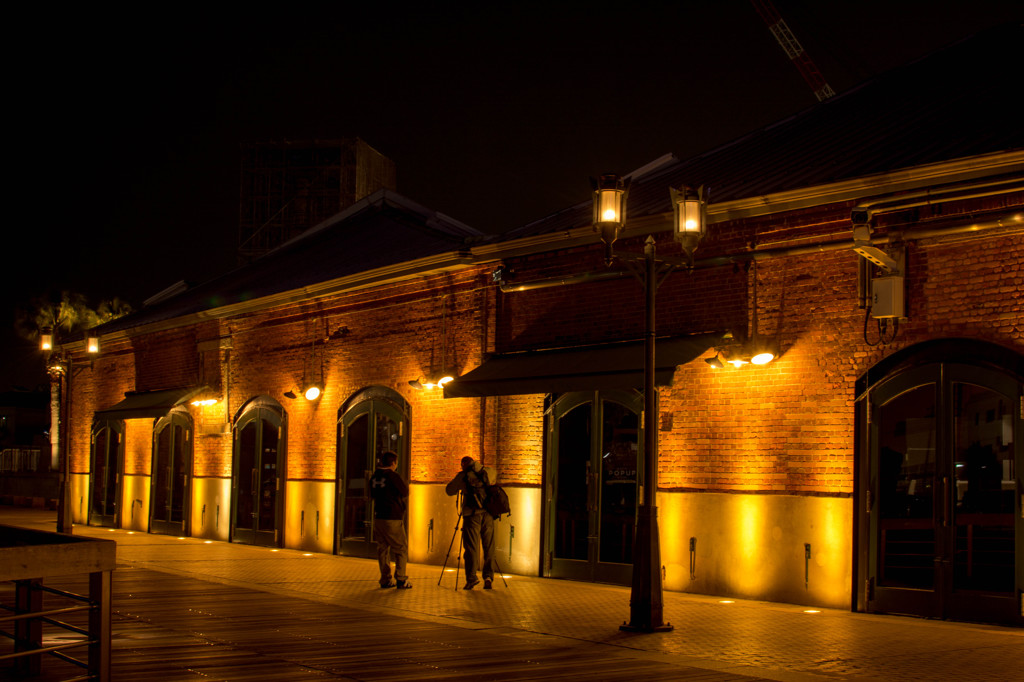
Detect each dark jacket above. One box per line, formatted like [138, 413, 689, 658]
[445, 462, 493, 515]
[370, 467, 408, 520]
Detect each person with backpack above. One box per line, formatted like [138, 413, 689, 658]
[370, 451, 411, 589]
[445, 456, 496, 589]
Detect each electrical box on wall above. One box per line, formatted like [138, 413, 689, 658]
[871, 275, 905, 319]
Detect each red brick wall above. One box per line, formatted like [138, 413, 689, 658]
[497, 196, 1023, 497]
[70, 192, 1022, 506]
[176, 267, 508, 487]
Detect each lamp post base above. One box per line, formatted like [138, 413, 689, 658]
[56, 476, 73, 535]
[620, 504, 672, 632]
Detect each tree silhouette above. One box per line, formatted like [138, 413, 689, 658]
[15, 292, 132, 346]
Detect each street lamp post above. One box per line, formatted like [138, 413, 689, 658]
[42, 329, 99, 534]
[592, 177, 705, 632]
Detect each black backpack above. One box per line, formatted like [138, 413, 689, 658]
[484, 485, 511, 520]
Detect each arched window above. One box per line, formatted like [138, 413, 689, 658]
[336, 386, 410, 557]
[546, 389, 643, 585]
[232, 396, 287, 547]
[857, 339, 1022, 626]
[150, 408, 193, 535]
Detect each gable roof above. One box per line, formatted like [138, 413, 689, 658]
[97, 190, 489, 334]
[504, 23, 1024, 239]
[96, 24, 1022, 337]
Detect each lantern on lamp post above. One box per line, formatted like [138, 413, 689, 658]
[592, 174, 629, 265]
[671, 185, 705, 260]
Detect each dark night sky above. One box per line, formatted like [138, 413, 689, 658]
[5, 1, 1021, 390]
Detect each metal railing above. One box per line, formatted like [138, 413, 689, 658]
[0, 525, 113, 681]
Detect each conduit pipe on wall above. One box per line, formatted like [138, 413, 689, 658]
[852, 175, 1023, 214]
[497, 211, 1023, 293]
[497, 269, 630, 293]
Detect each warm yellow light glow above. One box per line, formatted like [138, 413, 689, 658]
[177, 537, 186, 540]
[204, 540, 213, 544]
[672, 187, 705, 240]
[732, 495, 769, 594]
[270, 548, 279, 552]
[127, 531, 135, 535]
[728, 358, 749, 368]
[719, 600, 735, 604]
[191, 398, 219, 407]
[304, 386, 321, 401]
[40, 333, 53, 351]
[87, 335, 99, 354]
[803, 609, 821, 614]
[302, 553, 313, 556]
[423, 373, 455, 390]
[597, 187, 624, 224]
[751, 351, 775, 365]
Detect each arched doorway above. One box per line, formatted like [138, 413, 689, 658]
[336, 387, 409, 558]
[149, 409, 193, 536]
[545, 389, 643, 584]
[88, 419, 125, 528]
[231, 397, 286, 547]
[858, 340, 1022, 625]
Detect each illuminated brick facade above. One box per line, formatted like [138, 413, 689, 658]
[62, 29, 1023, 624]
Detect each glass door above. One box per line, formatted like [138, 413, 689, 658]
[870, 367, 941, 618]
[868, 363, 1021, 624]
[337, 396, 407, 557]
[89, 420, 124, 528]
[232, 405, 284, 547]
[547, 390, 642, 584]
[946, 365, 1018, 623]
[150, 412, 192, 536]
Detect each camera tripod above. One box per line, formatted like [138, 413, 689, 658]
[438, 493, 509, 590]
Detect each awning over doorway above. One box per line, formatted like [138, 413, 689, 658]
[94, 386, 206, 420]
[443, 332, 725, 398]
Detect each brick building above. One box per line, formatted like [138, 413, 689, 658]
[65, 26, 1022, 625]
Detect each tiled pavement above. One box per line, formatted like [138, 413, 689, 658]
[2, 508, 1022, 681]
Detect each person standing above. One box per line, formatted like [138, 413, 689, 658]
[370, 451, 411, 589]
[445, 456, 496, 589]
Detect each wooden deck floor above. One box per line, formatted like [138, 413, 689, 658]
[3, 567, 760, 681]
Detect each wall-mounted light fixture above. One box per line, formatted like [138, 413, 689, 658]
[283, 385, 321, 401]
[709, 342, 775, 369]
[287, 321, 326, 402]
[87, 333, 100, 354]
[748, 338, 777, 365]
[411, 296, 459, 391]
[723, 348, 750, 368]
[40, 328, 53, 351]
[409, 370, 455, 391]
